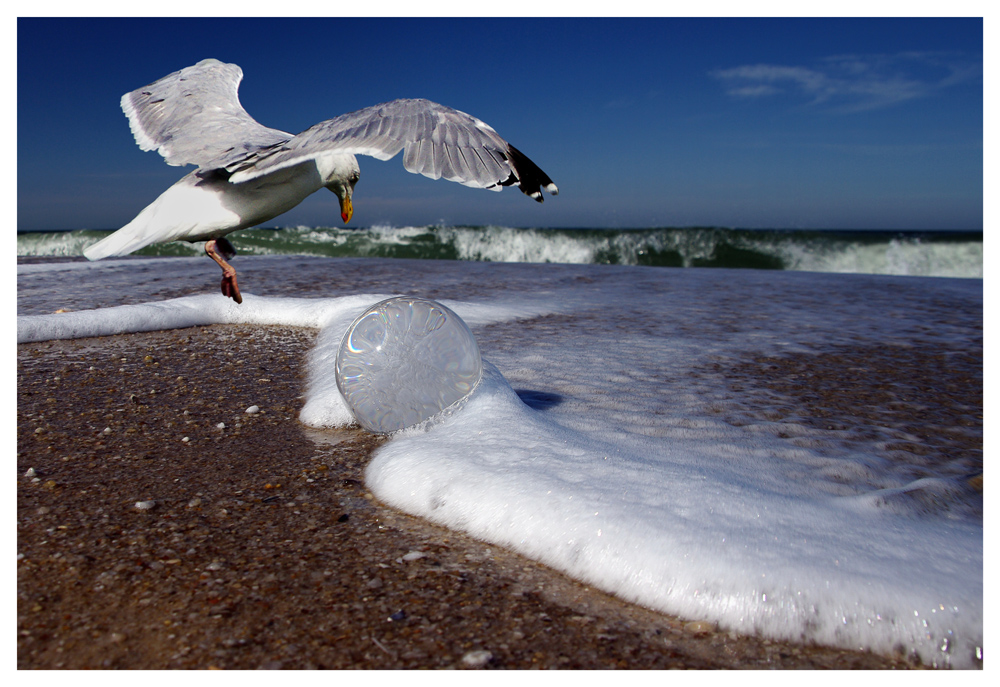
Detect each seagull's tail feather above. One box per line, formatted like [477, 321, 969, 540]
[84, 214, 165, 261]
[84, 175, 232, 261]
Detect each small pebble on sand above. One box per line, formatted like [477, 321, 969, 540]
[684, 620, 715, 635]
[461, 650, 493, 668]
[134, 500, 156, 511]
[245, 405, 260, 415]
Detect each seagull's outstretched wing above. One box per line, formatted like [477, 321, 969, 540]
[226, 98, 559, 202]
[121, 58, 291, 169]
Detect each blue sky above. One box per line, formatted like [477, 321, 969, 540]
[16, 16, 983, 231]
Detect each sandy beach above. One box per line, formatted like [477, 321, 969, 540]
[17, 321, 961, 670]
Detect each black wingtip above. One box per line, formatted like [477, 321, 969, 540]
[505, 144, 557, 202]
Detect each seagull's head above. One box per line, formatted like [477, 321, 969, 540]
[316, 153, 360, 224]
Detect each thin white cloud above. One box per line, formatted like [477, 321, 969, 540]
[728, 84, 780, 98]
[711, 51, 980, 113]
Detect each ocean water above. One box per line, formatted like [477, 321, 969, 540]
[17, 225, 983, 279]
[16, 253, 983, 668]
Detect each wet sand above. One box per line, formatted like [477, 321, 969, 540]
[17, 323, 964, 669]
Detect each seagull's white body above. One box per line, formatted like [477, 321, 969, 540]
[84, 59, 557, 302]
[85, 158, 341, 259]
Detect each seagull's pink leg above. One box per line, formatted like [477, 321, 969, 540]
[205, 239, 242, 304]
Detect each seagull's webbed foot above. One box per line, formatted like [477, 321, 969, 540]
[205, 238, 243, 304]
[220, 271, 242, 303]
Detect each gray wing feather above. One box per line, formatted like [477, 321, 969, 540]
[121, 58, 291, 169]
[122, 60, 557, 201]
[226, 99, 557, 200]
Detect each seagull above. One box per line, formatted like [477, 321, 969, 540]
[84, 58, 558, 303]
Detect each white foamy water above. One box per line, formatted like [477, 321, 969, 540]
[17, 256, 983, 667]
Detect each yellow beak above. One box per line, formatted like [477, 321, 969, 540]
[340, 195, 353, 224]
